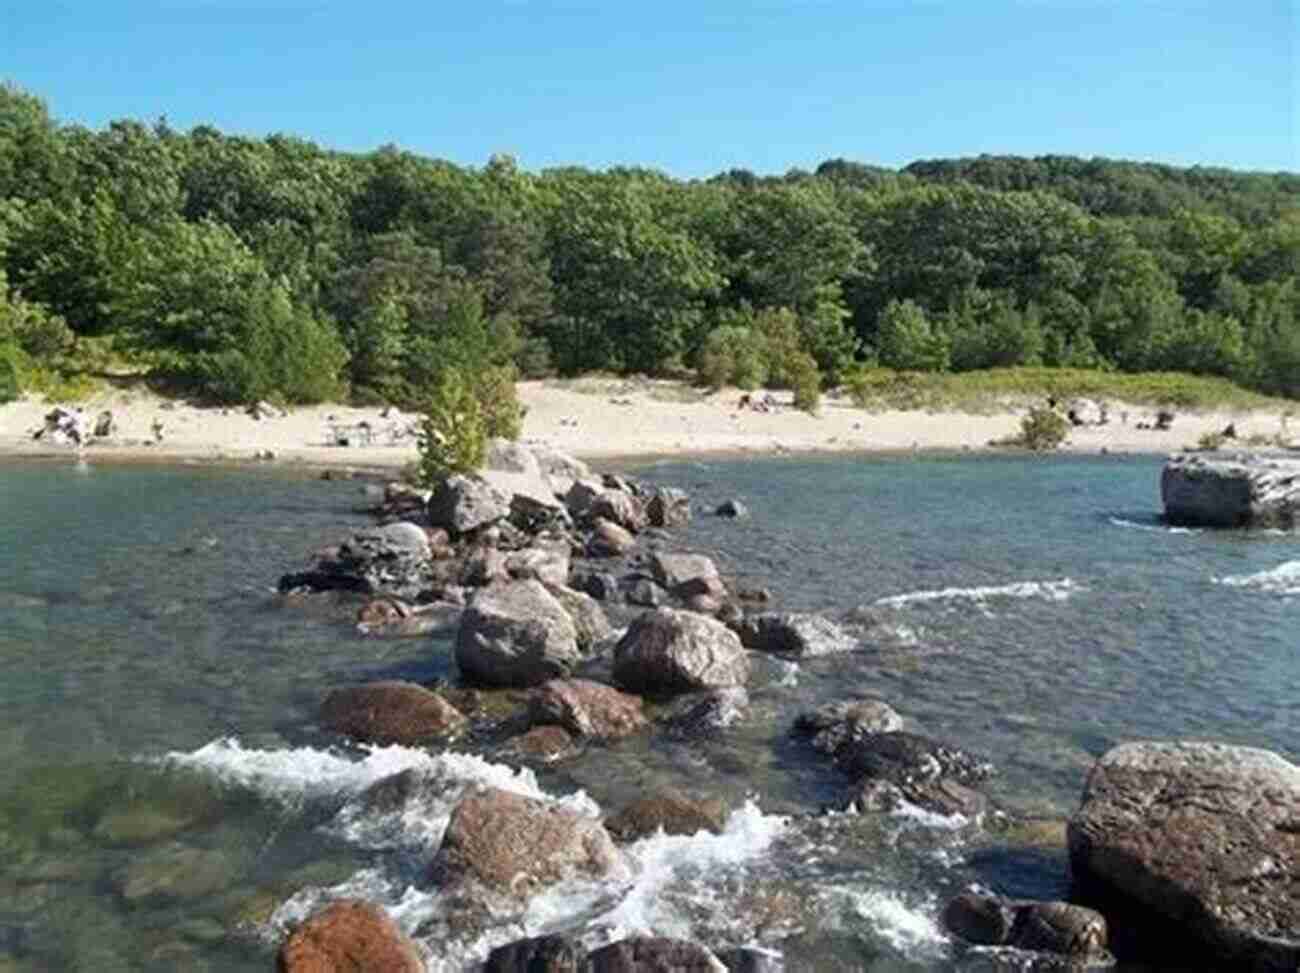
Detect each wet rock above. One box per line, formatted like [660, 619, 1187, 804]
[793, 699, 904, 755]
[320, 681, 467, 745]
[279, 522, 434, 601]
[430, 787, 622, 896]
[1161, 452, 1300, 528]
[714, 946, 783, 973]
[944, 890, 1019, 946]
[736, 587, 771, 603]
[428, 475, 511, 535]
[738, 613, 856, 657]
[484, 933, 588, 972]
[570, 568, 620, 602]
[646, 487, 692, 528]
[613, 608, 750, 695]
[849, 776, 988, 818]
[589, 518, 637, 557]
[530, 678, 648, 740]
[588, 937, 724, 972]
[499, 725, 580, 763]
[944, 891, 1110, 959]
[660, 688, 750, 739]
[115, 842, 235, 904]
[833, 731, 995, 787]
[1068, 741, 1300, 970]
[621, 575, 667, 608]
[545, 584, 613, 649]
[591, 490, 649, 533]
[278, 899, 423, 973]
[604, 790, 728, 842]
[456, 579, 582, 687]
[649, 552, 724, 599]
[684, 593, 722, 616]
[714, 499, 748, 519]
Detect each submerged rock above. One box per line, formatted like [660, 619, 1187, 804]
[604, 791, 728, 842]
[793, 698, 904, 754]
[944, 891, 1111, 964]
[1161, 452, 1300, 528]
[278, 899, 423, 973]
[1068, 741, 1300, 971]
[613, 608, 750, 694]
[739, 613, 857, 656]
[588, 937, 725, 972]
[115, 842, 235, 904]
[529, 678, 648, 740]
[455, 580, 581, 687]
[320, 681, 466, 745]
[660, 688, 750, 739]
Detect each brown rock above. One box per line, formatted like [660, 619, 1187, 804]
[587, 937, 721, 972]
[431, 787, 622, 895]
[613, 607, 749, 695]
[277, 899, 423, 972]
[500, 725, 579, 763]
[591, 491, 648, 533]
[588, 518, 636, 557]
[320, 682, 467, 746]
[530, 679, 648, 740]
[604, 791, 728, 842]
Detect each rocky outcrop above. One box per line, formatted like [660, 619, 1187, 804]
[430, 787, 622, 896]
[943, 890, 1110, 960]
[529, 678, 647, 740]
[277, 899, 423, 973]
[649, 552, 724, 599]
[613, 608, 750, 694]
[1068, 741, 1300, 971]
[604, 791, 728, 842]
[738, 613, 857, 656]
[1161, 452, 1300, 528]
[455, 580, 581, 687]
[428, 475, 511, 535]
[824, 730, 994, 818]
[588, 937, 725, 972]
[320, 681, 466, 745]
[621, 575, 667, 608]
[279, 522, 434, 601]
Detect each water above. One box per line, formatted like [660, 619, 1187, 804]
[0, 454, 1295, 970]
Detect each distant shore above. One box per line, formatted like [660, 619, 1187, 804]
[1, 379, 1293, 472]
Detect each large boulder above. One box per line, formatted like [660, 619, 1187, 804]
[320, 681, 466, 745]
[484, 438, 543, 476]
[430, 787, 622, 896]
[613, 608, 749, 695]
[529, 678, 648, 740]
[1068, 741, 1300, 971]
[591, 491, 649, 533]
[455, 580, 582, 687]
[1161, 452, 1300, 528]
[588, 937, 725, 972]
[428, 475, 510, 535]
[484, 934, 588, 973]
[482, 468, 573, 532]
[545, 584, 613, 649]
[277, 899, 423, 973]
[738, 613, 857, 657]
[649, 552, 724, 599]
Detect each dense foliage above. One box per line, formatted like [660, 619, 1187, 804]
[1, 82, 1296, 408]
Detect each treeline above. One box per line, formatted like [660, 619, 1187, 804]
[1, 82, 1297, 408]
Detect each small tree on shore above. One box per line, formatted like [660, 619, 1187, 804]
[414, 363, 523, 483]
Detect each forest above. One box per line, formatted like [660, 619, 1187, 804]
[1, 82, 1297, 410]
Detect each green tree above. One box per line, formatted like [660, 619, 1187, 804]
[875, 299, 950, 371]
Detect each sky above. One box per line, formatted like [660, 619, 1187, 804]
[5, 1, 1297, 177]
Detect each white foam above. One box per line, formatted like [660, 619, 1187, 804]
[846, 888, 947, 955]
[1215, 560, 1300, 595]
[1109, 516, 1201, 535]
[874, 578, 1081, 609]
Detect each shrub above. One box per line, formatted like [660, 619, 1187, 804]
[0, 343, 20, 403]
[1196, 430, 1226, 451]
[1014, 405, 1070, 450]
[788, 351, 821, 414]
[414, 364, 524, 484]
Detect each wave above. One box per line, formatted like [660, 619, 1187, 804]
[873, 578, 1081, 609]
[1214, 560, 1300, 596]
[1108, 516, 1201, 535]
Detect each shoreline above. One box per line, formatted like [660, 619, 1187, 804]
[1, 379, 1293, 473]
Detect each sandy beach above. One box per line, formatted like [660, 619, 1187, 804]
[0, 378, 1293, 471]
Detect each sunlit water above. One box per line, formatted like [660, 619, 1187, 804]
[0, 454, 1295, 971]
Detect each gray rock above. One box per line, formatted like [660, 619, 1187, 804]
[484, 934, 588, 973]
[571, 568, 620, 602]
[647, 487, 692, 528]
[588, 517, 636, 557]
[545, 584, 613, 649]
[455, 580, 582, 687]
[944, 892, 1110, 959]
[481, 469, 573, 532]
[92, 410, 115, 438]
[484, 438, 544, 477]
[661, 687, 749, 739]
[531, 445, 593, 497]
[280, 522, 435, 600]
[506, 543, 571, 587]
[588, 937, 725, 973]
[793, 698, 904, 754]
[834, 730, 995, 786]
[428, 475, 511, 535]
[461, 546, 509, 587]
[650, 552, 724, 599]
[564, 479, 607, 518]
[715, 947, 783, 973]
[115, 843, 235, 904]
[739, 613, 857, 656]
[591, 491, 649, 533]
[1068, 741, 1300, 971]
[613, 608, 749, 694]
[714, 499, 748, 519]
[1161, 452, 1300, 528]
[621, 575, 667, 608]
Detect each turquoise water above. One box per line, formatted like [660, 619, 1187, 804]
[0, 454, 1295, 971]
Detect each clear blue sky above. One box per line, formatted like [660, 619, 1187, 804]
[6, 1, 1297, 176]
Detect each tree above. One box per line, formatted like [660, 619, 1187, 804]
[875, 299, 950, 371]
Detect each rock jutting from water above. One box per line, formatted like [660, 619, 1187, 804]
[943, 889, 1112, 963]
[613, 607, 750, 694]
[1068, 740, 1300, 971]
[278, 899, 424, 973]
[455, 579, 582, 687]
[319, 680, 467, 745]
[1161, 451, 1300, 528]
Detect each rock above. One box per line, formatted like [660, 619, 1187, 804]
[115, 843, 235, 904]
[588, 518, 637, 557]
[499, 725, 579, 763]
[660, 687, 749, 739]
[1161, 452, 1300, 528]
[570, 568, 620, 602]
[613, 608, 749, 694]
[485, 438, 543, 477]
[428, 475, 510, 535]
[684, 593, 722, 616]
[320, 681, 467, 745]
[793, 699, 904, 754]
[246, 400, 284, 420]
[481, 469, 573, 532]
[833, 731, 995, 787]
[277, 899, 423, 973]
[944, 891, 1110, 959]
[564, 479, 607, 519]
[736, 587, 771, 603]
[92, 410, 115, 439]
[621, 575, 667, 608]
[374, 482, 430, 521]
[1068, 741, 1300, 970]
[460, 546, 509, 587]
[588, 937, 725, 972]
[738, 613, 857, 656]
[430, 787, 622, 895]
[944, 890, 1019, 946]
[601, 473, 638, 494]
[714, 947, 783, 973]
[530, 678, 647, 740]
[604, 791, 728, 842]
[649, 552, 724, 599]
[456, 580, 582, 687]
[545, 584, 613, 650]
[850, 776, 988, 818]
[507, 543, 571, 587]
[591, 491, 649, 533]
[275, 522, 439, 601]
[646, 487, 692, 528]
[484, 933, 588, 973]
[531, 444, 592, 492]
[714, 499, 748, 519]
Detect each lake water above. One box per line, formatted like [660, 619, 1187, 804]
[0, 453, 1295, 971]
